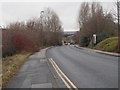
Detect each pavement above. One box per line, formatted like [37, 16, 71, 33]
[4, 47, 65, 89]
[46, 45, 118, 88]
[74, 45, 120, 57]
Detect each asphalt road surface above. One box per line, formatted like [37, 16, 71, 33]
[46, 45, 118, 88]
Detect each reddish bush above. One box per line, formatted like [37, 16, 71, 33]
[11, 33, 37, 52]
[2, 30, 15, 56]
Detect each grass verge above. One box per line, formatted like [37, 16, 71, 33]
[95, 37, 118, 52]
[2, 52, 31, 87]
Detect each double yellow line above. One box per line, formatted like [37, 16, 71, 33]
[49, 58, 78, 90]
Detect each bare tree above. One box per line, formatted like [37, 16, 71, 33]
[41, 8, 63, 46]
[78, 2, 90, 29]
[78, 2, 117, 46]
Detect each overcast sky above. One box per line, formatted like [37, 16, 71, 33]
[0, 1, 116, 31]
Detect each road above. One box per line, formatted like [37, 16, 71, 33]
[46, 45, 118, 88]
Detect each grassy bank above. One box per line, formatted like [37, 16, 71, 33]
[2, 52, 31, 87]
[95, 37, 118, 52]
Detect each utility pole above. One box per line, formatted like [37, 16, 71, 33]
[117, 2, 120, 90]
[117, 0, 120, 53]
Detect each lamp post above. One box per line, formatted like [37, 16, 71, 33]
[40, 10, 44, 30]
[40, 10, 44, 46]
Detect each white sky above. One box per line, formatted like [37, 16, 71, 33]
[0, 0, 117, 31]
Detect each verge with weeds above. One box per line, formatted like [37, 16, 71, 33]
[2, 52, 31, 87]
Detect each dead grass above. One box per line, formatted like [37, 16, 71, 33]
[2, 52, 31, 87]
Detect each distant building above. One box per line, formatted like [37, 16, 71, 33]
[63, 31, 76, 44]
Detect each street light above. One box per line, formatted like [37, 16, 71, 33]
[40, 11, 44, 18]
[40, 10, 44, 46]
[40, 10, 44, 24]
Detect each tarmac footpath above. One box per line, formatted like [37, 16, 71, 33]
[3, 47, 65, 89]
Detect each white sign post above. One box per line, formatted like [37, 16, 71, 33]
[93, 34, 97, 45]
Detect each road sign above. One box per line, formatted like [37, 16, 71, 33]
[93, 34, 96, 45]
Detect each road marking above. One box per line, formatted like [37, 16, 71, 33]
[51, 58, 77, 88]
[49, 59, 71, 89]
[49, 58, 78, 90]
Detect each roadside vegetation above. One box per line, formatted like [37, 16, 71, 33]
[73, 2, 119, 53]
[2, 52, 31, 87]
[95, 37, 118, 52]
[2, 8, 63, 87]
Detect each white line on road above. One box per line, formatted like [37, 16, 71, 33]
[49, 58, 71, 89]
[49, 58, 78, 90]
